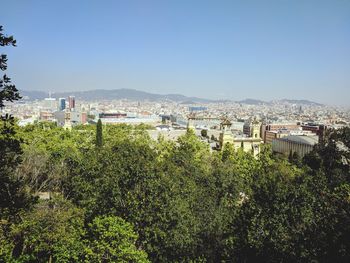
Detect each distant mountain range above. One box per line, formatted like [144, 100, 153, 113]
[236, 98, 266, 105]
[238, 98, 323, 106]
[19, 89, 323, 106]
[20, 89, 216, 104]
[278, 99, 324, 106]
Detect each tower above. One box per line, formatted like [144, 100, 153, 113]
[68, 96, 75, 110]
[63, 111, 72, 131]
[219, 118, 234, 149]
[58, 98, 66, 111]
[250, 118, 261, 139]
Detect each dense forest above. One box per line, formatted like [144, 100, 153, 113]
[1, 119, 349, 262]
[1, 26, 350, 263]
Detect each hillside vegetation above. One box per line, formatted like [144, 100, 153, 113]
[1, 121, 349, 262]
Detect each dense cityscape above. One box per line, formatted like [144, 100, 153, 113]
[3, 92, 350, 158]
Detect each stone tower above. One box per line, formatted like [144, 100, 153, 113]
[250, 118, 261, 139]
[63, 111, 72, 131]
[219, 118, 234, 148]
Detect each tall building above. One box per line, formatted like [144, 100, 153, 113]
[63, 111, 72, 131]
[81, 112, 87, 124]
[219, 118, 234, 147]
[250, 118, 261, 138]
[58, 98, 66, 111]
[68, 96, 75, 110]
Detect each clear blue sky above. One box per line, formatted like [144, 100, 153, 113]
[1, 0, 349, 105]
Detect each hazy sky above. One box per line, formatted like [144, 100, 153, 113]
[1, 0, 349, 105]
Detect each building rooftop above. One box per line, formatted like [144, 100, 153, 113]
[221, 118, 232, 126]
[279, 135, 319, 146]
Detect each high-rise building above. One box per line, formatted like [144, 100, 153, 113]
[68, 96, 75, 110]
[58, 98, 66, 111]
[81, 112, 87, 124]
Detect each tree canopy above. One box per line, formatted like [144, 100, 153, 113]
[0, 120, 348, 262]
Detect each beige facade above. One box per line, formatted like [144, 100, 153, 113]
[272, 135, 318, 158]
[250, 119, 261, 139]
[220, 118, 263, 157]
[231, 138, 262, 156]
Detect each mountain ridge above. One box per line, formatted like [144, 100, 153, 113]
[19, 89, 323, 105]
[20, 89, 216, 103]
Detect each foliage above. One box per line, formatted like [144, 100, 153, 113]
[0, 26, 20, 109]
[200, 129, 208, 138]
[84, 216, 150, 262]
[0, 114, 36, 223]
[2, 196, 85, 263]
[96, 119, 103, 147]
[0, 27, 36, 225]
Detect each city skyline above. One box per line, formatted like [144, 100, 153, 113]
[2, 0, 350, 105]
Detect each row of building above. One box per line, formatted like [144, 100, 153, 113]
[219, 118, 324, 158]
[12, 96, 339, 159]
[182, 109, 323, 158]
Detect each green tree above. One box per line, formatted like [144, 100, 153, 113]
[0, 117, 36, 222]
[0, 26, 35, 223]
[200, 129, 208, 138]
[288, 150, 301, 167]
[96, 119, 103, 147]
[84, 216, 150, 263]
[225, 162, 313, 262]
[300, 127, 350, 262]
[5, 196, 85, 263]
[3, 111, 348, 263]
[0, 26, 20, 108]
[221, 142, 234, 162]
